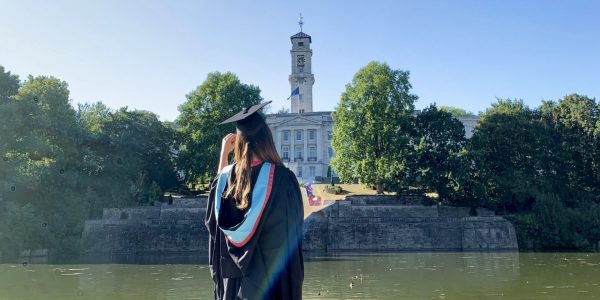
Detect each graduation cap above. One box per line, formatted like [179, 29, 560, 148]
[220, 101, 271, 137]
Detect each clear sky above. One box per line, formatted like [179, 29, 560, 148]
[1, 0, 599, 121]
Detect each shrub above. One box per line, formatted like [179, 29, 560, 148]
[325, 185, 342, 194]
[147, 181, 163, 203]
[507, 192, 593, 250]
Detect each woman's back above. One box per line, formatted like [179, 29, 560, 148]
[206, 101, 304, 299]
[206, 161, 304, 300]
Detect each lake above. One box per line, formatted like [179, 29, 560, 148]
[1, 252, 599, 299]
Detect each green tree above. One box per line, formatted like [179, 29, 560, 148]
[438, 105, 476, 117]
[275, 106, 290, 114]
[541, 94, 599, 205]
[0, 75, 86, 255]
[0, 203, 43, 257]
[580, 202, 600, 250]
[77, 102, 180, 211]
[1, 72, 182, 257]
[408, 104, 468, 201]
[331, 61, 417, 194]
[175, 72, 262, 185]
[104, 107, 179, 204]
[0, 65, 20, 105]
[469, 99, 561, 212]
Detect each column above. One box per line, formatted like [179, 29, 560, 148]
[275, 126, 281, 157]
[316, 125, 322, 162]
[316, 125, 323, 177]
[290, 128, 295, 163]
[303, 128, 308, 164]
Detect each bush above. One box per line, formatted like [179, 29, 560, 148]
[325, 185, 342, 194]
[507, 192, 593, 250]
[147, 181, 163, 203]
[505, 213, 540, 250]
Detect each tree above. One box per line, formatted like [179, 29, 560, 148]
[0, 65, 20, 105]
[331, 61, 417, 194]
[541, 94, 599, 205]
[0, 75, 86, 255]
[175, 72, 262, 185]
[438, 105, 476, 117]
[104, 107, 179, 204]
[275, 106, 290, 114]
[408, 104, 468, 201]
[469, 96, 600, 249]
[469, 99, 561, 212]
[77, 102, 180, 211]
[1, 73, 182, 257]
[326, 165, 334, 186]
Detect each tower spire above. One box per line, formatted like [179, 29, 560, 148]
[298, 13, 304, 32]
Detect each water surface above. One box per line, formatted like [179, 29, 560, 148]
[1, 252, 599, 299]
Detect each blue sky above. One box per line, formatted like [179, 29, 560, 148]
[1, 0, 598, 121]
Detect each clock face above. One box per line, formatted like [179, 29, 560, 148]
[297, 55, 305, 67]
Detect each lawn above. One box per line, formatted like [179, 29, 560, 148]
[301, 184, 396, 219]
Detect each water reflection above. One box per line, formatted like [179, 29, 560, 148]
[302, 252, 521, 299]
[1, 252, 600, 299]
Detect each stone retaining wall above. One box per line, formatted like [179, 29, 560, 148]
[81, 195, 518, 254]
[303, 198, 518, 251]
[82, 197, 209, 254]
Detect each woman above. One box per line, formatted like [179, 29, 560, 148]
[205, 101, 304, 300]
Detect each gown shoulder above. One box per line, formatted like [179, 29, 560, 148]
[205, 162, 304, 299]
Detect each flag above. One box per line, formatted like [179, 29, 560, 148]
[287, 86, 300, 100]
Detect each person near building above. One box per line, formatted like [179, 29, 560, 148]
[205, 101, 304, 300]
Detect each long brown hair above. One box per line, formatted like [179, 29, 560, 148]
[225, 123, 283, 209]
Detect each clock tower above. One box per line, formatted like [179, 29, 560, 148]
[289, 14, 314, 113]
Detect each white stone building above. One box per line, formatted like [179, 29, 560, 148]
[266, 111, 334, 180]
[266, 27, 478, 181]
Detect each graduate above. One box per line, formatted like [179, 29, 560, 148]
[204, 101, 304, 300]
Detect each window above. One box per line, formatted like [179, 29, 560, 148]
[308, 146, 316, 159]
[298, 166, 303, 177]
[283, 130, 290, 142]
[295, 130, 302, 141]
[298, 42, 304, 47]
[308, 130, 315, 140]
[328, 147, 334, 158]
[282, 146, 289, 159]
[299, 94, 303, 101]
[295, 146, 303, 160]
[327, 130, 332, 140]
[299, 109, 305, 114]
[309, 166, 315, 177]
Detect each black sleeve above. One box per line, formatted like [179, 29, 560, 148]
[285, 169, 305, 299]
[205, 177, 219, 282]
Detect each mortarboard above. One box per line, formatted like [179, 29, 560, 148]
[220, 101, 272, 137]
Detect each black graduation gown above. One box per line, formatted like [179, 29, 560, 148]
[205, 162, 304, 300]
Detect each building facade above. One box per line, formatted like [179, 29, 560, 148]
[266, 28, 478, 181]
[266, 111, 334, 181]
